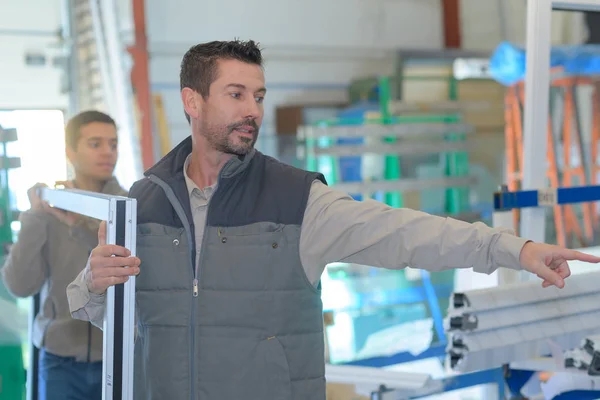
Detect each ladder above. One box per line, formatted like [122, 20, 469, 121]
[61, 0, 144, 186]
[69, 0, 105, 112]
[504, 76, 600, 248]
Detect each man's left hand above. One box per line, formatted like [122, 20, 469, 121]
[519, 241, 600, 288]
[42, 180, 80, 227]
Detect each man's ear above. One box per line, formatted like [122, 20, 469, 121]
[65, 144, 75, 165]
[181, 88, 201, 120]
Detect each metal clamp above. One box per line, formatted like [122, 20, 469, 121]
[448, 313, 478, 331]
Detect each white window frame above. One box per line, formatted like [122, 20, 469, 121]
[520, 0, 600, 244]
[39, 187, 137, 400]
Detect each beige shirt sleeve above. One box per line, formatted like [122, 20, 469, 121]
[1, 210, 49, 297]
[67, 256, 138, 333]
[299, 180, 529, 286]
[66, 256, 106, 329]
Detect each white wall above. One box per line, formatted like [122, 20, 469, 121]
[143, 0, 444, 156]
[0, 0, 67, 110]
[460, 0, 588, 50]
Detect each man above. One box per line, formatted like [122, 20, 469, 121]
[66, 41, 600, 400]
[1, 110, 128, 400]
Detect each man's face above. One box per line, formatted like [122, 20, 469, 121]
[197, 59, 266, 155]
[67, 122, 118, 181]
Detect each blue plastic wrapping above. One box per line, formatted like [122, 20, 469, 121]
[489, 42, 600, 86]
[488, 42, 527, 86]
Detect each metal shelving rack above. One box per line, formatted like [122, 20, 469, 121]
[395, 49, 493, 215]
[296, 77, 478, 212]
[297, 120, 476, 197]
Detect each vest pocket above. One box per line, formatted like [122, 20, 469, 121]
[136, 224, 189, 292]
[197, 334, 293, 399]
[214, 222, 285, 245]
[262, 336, 293, 400]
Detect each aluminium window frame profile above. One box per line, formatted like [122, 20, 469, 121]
[444, 270, 600, 373]
[446, 269, 600, 331]
[448, 311, 600, 373]
[447, 268, 600, 312]
[40, 187, 137, 400]
[325, 364, 441, 399]
[326, 364, 508, 399]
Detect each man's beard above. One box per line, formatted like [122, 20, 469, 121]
[199, 117, 260, 156]
[216, 119, 259, 156]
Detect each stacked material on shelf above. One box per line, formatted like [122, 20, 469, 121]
[444, 270, 600, 373]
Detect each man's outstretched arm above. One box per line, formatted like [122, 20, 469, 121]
[300, 180, 599, 287]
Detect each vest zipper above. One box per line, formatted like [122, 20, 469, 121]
[192, 163, 227, 295]
[147, 175, 198, 400]
[149, 163, 228, 400]
[189, 164, 227, 396]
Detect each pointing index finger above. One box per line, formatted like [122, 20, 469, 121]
[563, 249, 600, 263]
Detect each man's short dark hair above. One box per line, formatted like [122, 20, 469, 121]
[65, 110, 116, 150]
[180, 40, 263, 123]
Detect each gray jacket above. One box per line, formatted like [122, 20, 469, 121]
[67, 137, 528, 398]
[1, 178, 127, 362]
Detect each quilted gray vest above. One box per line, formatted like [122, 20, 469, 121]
[129, 137, 327, 400]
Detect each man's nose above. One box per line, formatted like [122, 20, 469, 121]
[243, 98, 262, 120]
[101, 143, 115, 155]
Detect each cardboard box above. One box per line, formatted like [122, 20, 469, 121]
[457, 80, 506, 132]
[275, 103, 347, 136]
[399, 64, 506, 133]
[326, 383, 371, 400]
